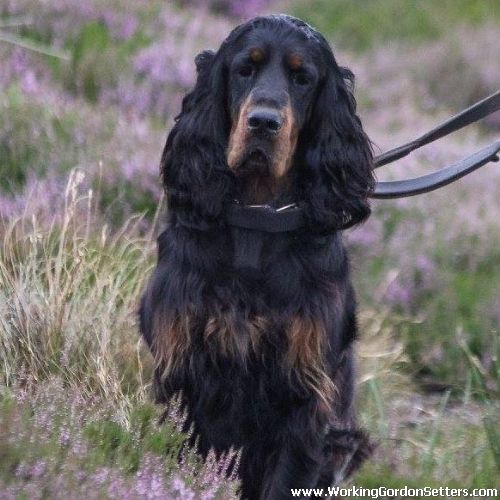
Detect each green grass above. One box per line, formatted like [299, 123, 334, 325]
[355, 311, 499, 491]
[290, 0, 500, 50]
[0, 85, 74, 192]
[407, 261, 500, 396]
[0, 84, 102, 193]
[63, 20, 151, 103]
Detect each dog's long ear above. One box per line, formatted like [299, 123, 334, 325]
[300, 55, 374, 232]
[161, 48, 233, 230]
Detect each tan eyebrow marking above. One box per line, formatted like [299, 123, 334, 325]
[288, 54, 303, 71]
[249, 47, 265, 63]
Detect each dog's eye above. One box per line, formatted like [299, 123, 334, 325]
[292, 71, 310, 86]
[238, 65, 254, 78]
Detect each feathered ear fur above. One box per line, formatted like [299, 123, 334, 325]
[161, 48, 233, 230]
[300, 50, 375, 232]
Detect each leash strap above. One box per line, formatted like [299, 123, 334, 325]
[374, 90, 500, 168]
[371, 140, 500, 199]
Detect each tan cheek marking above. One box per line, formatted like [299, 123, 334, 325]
[271, 102, 298, 179]
[227, 96, 252, 170]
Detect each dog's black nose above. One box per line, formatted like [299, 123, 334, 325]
[247, 108, 283, 134]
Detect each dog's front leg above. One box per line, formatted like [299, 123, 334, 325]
[260, 404, 325, 500]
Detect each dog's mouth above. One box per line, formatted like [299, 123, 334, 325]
[234, 149, 271, 177]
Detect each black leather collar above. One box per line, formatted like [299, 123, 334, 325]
[226, 202, 305, 233]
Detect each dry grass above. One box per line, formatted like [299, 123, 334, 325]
[0, 170, 156, 409]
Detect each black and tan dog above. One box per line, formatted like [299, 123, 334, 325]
[140, 14, 375, 499]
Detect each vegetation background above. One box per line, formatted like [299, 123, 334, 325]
[0, 0, 499, 497]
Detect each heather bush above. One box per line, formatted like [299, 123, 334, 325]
[1, 0, 143, 44]
[178, 0, 273, 18]
[1, 0, 233, 118]
[0, 379, 240, 498]
[0, 78, 163, 222]
[0, 83, 83, 194]
[290, 0, 500, 51]
[350, 24, 500, 120]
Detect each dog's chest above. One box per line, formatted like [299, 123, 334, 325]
[229, 226, 289, 272]
[179, 340, 307, 448]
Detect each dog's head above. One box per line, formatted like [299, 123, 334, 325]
[162, 15, 374, 231]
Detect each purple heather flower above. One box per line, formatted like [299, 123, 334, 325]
[101, 11, 139, 40]
[20, 70, 40, 95]
[9, 49, 29, 75]
[230, 0, 272, 18]
[59, 427, 71, 447]
[15, 462, 29, 479]
[384, 279, 414, 309]
[30, 460, 46, 478]
[171, 475, 195, 499]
